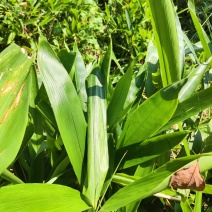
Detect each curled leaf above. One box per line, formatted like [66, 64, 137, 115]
[169, 162, 205, 191]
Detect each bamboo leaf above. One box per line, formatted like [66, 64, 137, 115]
[179, 56, 212, 102]
[183, 32, 199, 63]
[0, 184, 89, 212]
[125, 8, 132, 32]
[73, 43, 87, 112]
[101, 39, 112, 96]
[193, 192, 202, 212]
[188, 0, 212, 59]
[83, 68, 108, 209]
[107, 59, 136, 129]
[175, 11, 185, 74]
[58, 50, 76, 77]
[159, 86, 212, 133]
[117, 80, 185, 149]
[180, 196, 193, 212]
[101, 154, 212, 211]
[0, 44, 32, 175]
[116, 131, 189, 169]
[37, 37, 87, 184]
[148, 0, 181, 86]
[1, 169, 24, 184]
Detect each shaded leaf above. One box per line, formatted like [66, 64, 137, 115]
[107, 59, 136, 129]
[159, 86, 212, 133]
[116, 131, 189, 169]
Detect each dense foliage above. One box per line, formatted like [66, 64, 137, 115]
[0, 0, 212, 211]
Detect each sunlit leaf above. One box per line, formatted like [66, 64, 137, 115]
[0, 184, 89, 212]
[37, 37, 87, 183]
[83, 67, 108, 209]
[117, 80, 185, 148]
[0, 43, 31, 175]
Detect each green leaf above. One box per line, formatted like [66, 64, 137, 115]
[0, 184, 89, 212]
[58, 50, 76, 77]
[1, 169, 24, 184]
[175, 11, 185, 74]
[180, 196, 193, 212]
[188, 0, 212, 59]
[148, 0, 182, 86]
[159, 86, 212, 133]
[83, 68, 108, 209]
[179, 56, 212, 102]
[144, 40, 158, 97]
[117, 80, 185, 148]
[183, 32, 199, 63]
[73, 43, 87, 112]
[48, 156, 70, 183]
[107, 59, 136, 129]
[125, 9, 132, 32]
[116, 131, 189, 169]
[202, 184, 212, 194]
[0, 43, 32, 175]
[193, 191, 202, 212]
[101, 154, 212, 211]
[101, 39, 112, 96]
[37, 37, 87, 184]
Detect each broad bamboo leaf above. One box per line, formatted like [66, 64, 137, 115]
[188, 0, 212, 59]
[0, 184, 89, 212]
[179, 56, 212, 102]
[148, 0, 181, 86]
[116, 131, 189, 169]
[159, 86, 212, 133]
[117, 80, 185, 149]
[107, 59, 136, 129]
[37, 37, 87, 184]
[73, 43, 87, 112]
[101, 154, 212, 211]
[0, 44, 32, 175]
[125, 160, 155, 212]
[83, 68, 108, 209]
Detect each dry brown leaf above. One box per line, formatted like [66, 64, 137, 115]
[169, 162, 205, 191]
